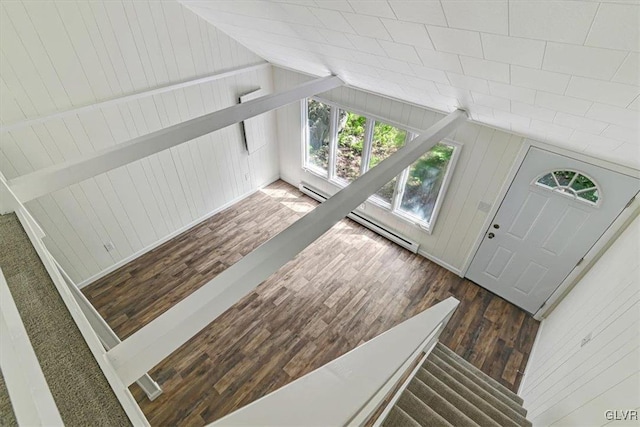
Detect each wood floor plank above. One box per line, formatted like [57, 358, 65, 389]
[84, 180, 539, 426]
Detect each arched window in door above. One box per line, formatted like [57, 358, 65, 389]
[535, 170, 600, 205]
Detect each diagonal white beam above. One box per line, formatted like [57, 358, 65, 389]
[107, 109, 467, 386]
[9, 75, 343, 203]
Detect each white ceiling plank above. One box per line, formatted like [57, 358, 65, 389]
[488, 82, 536, 104]
[459, 56, 510, 84]
[309, 7, 356, 33]
[441, 0, 508, 35]
[535, 91, 592, 116]
[553, 112, 609, 135]
[344, 33, 386, 55]
[347, 0, 395, 18]
[314, 1, 353, 13]
[381, 18, 433, 48]
[509, 1, 599, 44]
[387, 1, 447, 26]
[612, 53, 640, 86]
[586, 103, 640, 129]
[415, 49, 463, 73]
[409, 64, 449, 85]
[427, 26, 483, 58]
[480, 33, 546, 69]
[572, 130, 624, 153]
[602, 124, 639, 144]
[9, 75, 343, 202]
[585, 3, 640, 52]
[377, 40, 421, 64]
[566, 77, 640, 108]
[471, 92, 510, 111]
[446, 73, 489, 93]
[342, 11, 392, 40]
[510, 66, 570, 95]
[542, 43, 628, 81]
[511, 102, 556, 123]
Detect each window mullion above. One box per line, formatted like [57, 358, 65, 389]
[392, 167, 409, 212]
[302, 99, 309, 169]
[391, 131, 414, 212]
[360, 118, 374, 175]
[328, 107, 338, 180]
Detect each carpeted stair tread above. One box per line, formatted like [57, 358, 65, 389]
[428, 353, 528, 420]
[382, 406, 422, 427]
[421, 361, 529, 427]
[434, 344, 523, 405]
[407, 376, 479, 426]
[414, 366, 500, 426]
[431, 349, 527, 417]
[417, 363, 525, 427]
[0, 370, 17, 427]
[396, 390, 453, 427]
[380, 343, 532, 427]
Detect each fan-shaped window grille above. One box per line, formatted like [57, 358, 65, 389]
[535, 170, 599, 205]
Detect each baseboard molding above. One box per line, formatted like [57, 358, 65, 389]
[77, 179, 277, 289]
[278, 173, 299, 188]
[281, 172, 464, 277]
[417, 248, 463, 277]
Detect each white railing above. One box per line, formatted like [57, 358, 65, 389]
[210, 297, 459, 427]
[53, 258, 162, 401]
[0, 267, 63, 426]
[1, 172, 151, 426]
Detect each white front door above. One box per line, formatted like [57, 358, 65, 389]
[467, 147, 639, 313]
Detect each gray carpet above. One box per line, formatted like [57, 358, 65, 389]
[382, 343, 531, 427]
[0, 371, 17, 427]
[0, 213, 130, 426]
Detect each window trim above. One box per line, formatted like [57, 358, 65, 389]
[302, 97, 462, 234]
[394, 139, 462, 232]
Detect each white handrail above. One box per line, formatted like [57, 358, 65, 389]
[209, 297, 460, 427]
[1, 171, 151, 426]
[0, 267, 63, 426]
[52, 258, 162, 401]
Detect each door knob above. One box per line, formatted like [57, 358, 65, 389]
[487, 232, 495, 239]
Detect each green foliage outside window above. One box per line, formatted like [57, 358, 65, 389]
[307, 99, 331, 172]
[536, 170, 599, 203]
[305, 99, 457, 228]
[400, 144, 455, 224]
[370, 122, 407, 203]
[336, 111, 366, 182]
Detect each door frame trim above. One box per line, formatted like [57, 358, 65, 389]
[460, 138, 640, 320]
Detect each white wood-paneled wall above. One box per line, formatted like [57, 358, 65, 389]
[274, 67, 523, 273]
[0, 1, 278, 283]
[520, 215, 640, 426]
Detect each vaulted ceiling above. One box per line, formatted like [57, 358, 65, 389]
[182, 0, 640, 169]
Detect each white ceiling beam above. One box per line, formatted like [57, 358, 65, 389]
[9, 75, 343, 203]
[106, 109, 468, 386]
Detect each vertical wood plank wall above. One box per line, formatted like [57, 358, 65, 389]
[520, 215, 640, 426]
[0, 1, 278, 283]
[273, 67, 524, 273]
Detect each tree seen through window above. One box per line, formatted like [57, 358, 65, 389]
[304, 98, 459, 230]
[307, 99, 331, 173]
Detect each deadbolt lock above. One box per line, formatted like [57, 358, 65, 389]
[493, 224, 500, 229]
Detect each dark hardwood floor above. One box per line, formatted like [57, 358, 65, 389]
[84, 180, 539, 426]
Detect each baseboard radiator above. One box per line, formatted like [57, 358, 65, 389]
[299, 182, 420, 254]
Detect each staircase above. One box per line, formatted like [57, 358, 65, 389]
[382, 343, 531, 427]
